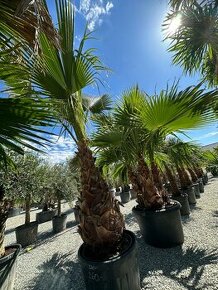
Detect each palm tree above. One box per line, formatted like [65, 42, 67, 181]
[93, 84, 216, 209]
[15, 0, 124, 256]
[164, 0, 218, 87]
[0, 0, 58, 49]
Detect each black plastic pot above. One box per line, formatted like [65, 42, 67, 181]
[132, 201, 184, 248]
[78, 230, 140, 290]
[52, 214, 67, 233]
[173, 194, 190, 216]
[202, 173, 207, 185]
[0, 244, 21, 290]
[130, 190, 137, 199]
[15, 221, 38, 247]
[198, 178, 204, 193]
[8, 208, 21, 218]
[74, 207, 80, 223]
[183, 186, 196, 205]
[36, 209, 57, 223]
[192, 183, 200, 198]
[120, 191, 130, 204]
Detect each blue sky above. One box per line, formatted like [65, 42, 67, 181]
[44, 0, 218, 162]
[5, 0, 217, 163]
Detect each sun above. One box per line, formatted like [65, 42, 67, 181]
[168, 14, 182, 35]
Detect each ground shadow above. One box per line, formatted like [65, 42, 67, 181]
[137, 236, 218, 290]
[28, 252, 85, 290]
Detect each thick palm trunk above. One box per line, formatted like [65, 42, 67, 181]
[25, 194, 31, 225]
[77, 141, 124, 253]
[151, 161, 164, 191]
[193, 166, 203, 178]
[165, 165, 180, 196]
[0, 186, 8, 257]
[177, 166, 192, 189]
[187, 167, 198, 183]
[129, 157, 163, 209]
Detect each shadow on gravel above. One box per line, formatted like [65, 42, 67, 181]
[137, 236, 218, 290]
[29, 253, 84, 290]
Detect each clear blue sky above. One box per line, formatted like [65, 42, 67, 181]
[5, 0, 218, 163]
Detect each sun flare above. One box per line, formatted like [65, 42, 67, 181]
[168, 14, 182, 35]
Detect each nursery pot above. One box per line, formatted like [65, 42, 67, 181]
[130, 190, 137, 199]
[183, 186, 196, 205]
[0, 244, 21, 290]
[52, 214, 67, 233]
[36, 209, 57, 223]
[173, 194, 190, 216]
[15, 221, 38, 247]
[202, 173, 208, 185]
[192, 183, 200, 199]
[78, 230, 140, 290]
[132, 201, 184, 248]
[120, 191, 130, 204]
[198, 178, 204, 193]
[8, 208, 21, 218]
[74, 207, 80, 223]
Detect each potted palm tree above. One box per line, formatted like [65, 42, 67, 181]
[94, 84, 216, 248]
[21, 1, 141, 289]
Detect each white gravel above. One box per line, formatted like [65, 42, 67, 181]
[4, 176, 218, 290]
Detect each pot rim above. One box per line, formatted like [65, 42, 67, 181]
[78, 230, 135, 264]
[132, 200, 181, 215]
[15, 221, 38, 231]
[0, 244, 21, 264]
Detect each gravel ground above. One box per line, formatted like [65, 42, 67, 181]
[4, 176, 218, 290]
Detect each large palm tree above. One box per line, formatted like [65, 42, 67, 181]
[93, 84, 216, 209]
[16, 0, 125, 255]
[164, 0, 218, 87]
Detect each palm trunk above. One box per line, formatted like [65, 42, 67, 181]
[165, 165, 180, 196]
[187, 167, 198, 183]
[0, 185, 8, 257]
[77, 140, 124, 253]
[193, 166, 203, 178]
[25, 194, 31, 225]
[129, 157, 163, 209]
[57, 198, 61, 216]
[177, 166, 192, 189]
[151, 161, 164, 191]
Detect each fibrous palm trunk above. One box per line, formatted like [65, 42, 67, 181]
[128, 157, 163, 209]
[165, 165, 180, 196]
[77, 141, 124, 254]
[187, 167, 198, 183]
[193, 166, 203, 178]
[0, 185, 9, 257]
[177, 166, 192, 189]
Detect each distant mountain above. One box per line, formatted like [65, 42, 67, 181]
[202, 142, 218, 151]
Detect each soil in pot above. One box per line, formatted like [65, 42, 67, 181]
[192, 183, 200, 199]
[36, 209, 57, 223]
[15, 221, 38, 247]
[198, 178, 204, 193]
[132, 201, 184, 248]
[173, 194, 190, 216]
[52, 214, 67, 233]
[0, 244, 21, 290]
[120, 191, 130, 204]
[78, 230, 141, 290]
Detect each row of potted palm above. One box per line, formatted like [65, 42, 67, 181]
[0, 1, 217, 290]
